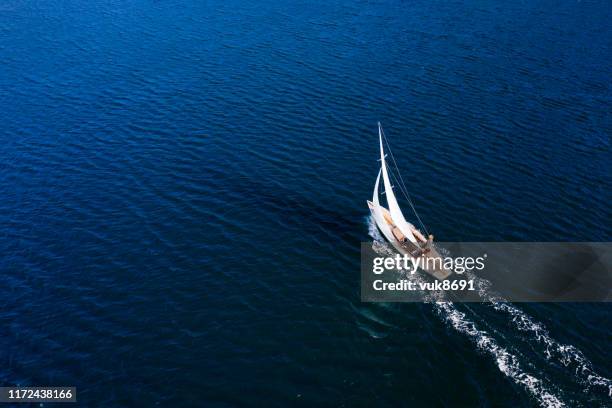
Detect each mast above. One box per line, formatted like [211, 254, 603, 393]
[378, 123, 417, 243]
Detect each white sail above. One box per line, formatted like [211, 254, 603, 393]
[378, 123, 417, 243]
[371, 169, 394, 242]
[373, 168, 383, 207]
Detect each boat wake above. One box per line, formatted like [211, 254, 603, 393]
[465, 271, 612, 398]
[433, 301, 565, 408]
[366, 216, 577, 407]
[368, 215, 612, 404]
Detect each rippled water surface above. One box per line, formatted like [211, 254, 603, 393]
[1, 0, 610, 406]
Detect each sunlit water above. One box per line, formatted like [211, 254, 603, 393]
[0, 0, 610, 406]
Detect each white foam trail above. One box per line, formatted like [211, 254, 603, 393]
[493, 302, 612, 398]
[433, 301, 565, 408]
[366, 217, 566, 407]
[465, 271, 612, 398]
[367, 215, 384, 242]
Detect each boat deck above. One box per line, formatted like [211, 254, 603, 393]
[369, 201, 452, 280]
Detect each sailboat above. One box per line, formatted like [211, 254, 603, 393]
[367, 122, 452, 281]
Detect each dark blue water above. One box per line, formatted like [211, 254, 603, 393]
[1, 0, 610, 406]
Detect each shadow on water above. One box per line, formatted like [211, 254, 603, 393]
[227, 173, 363, 245]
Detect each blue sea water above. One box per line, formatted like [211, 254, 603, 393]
[0, 0, 610, 406]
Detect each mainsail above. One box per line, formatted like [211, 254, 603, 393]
[371, 169, 394, 242]
[378, 123, 417, 243]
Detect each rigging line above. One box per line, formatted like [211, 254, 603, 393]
[382, 133, 427, 234]
[392, 163, 430, 237]
[380, 125, 430, 236]
[380, 124, 422, 228]
[385, 156, 430, 237]
[382, 141, 412, 206]
[385, 152, 412, 206]
[388, 168, 429, 236]
[380, 125, 411, 200]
